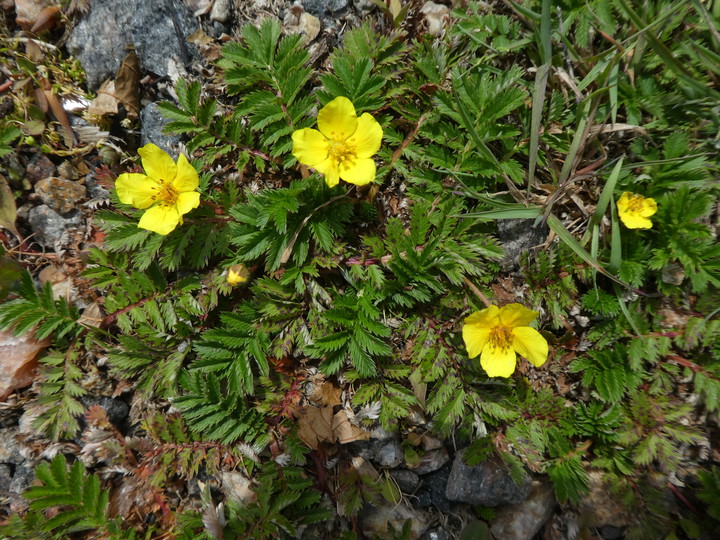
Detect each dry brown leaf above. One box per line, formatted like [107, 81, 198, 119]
[14, 0, 53, 29]
[0, 176, 19, 237]
[25, 38, 43, 62]
[296, 405, 334, 449]
[30, 5, 60, 33]
[332, 410, 370, 445]
[88, 79, 119, 116]
[114, 50, 140, 120]
[187, 28, 215, 47]
[0, 330, 48, 399]
[78, 302, 104, 328]
[38, 79, 76, 147]
[310, 380, 342, 406]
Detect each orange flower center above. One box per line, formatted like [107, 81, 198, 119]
[626, 194, 646, 213]
[152, 179, 179, 207]
[489, 325, 513, 350]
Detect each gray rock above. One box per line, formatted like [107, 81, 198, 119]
[496, 218, 548, 272]
[389, 469, 420, 493]
[27, 205, 82, 248]
[81, 396, 130, 430]
[34, 177, 87, 214]
[84, 172, 111, 201]
[140, 102, 183, 158]
[598, 525, 625, 540]
[445, 451, 532, 507]
[412, 446, 449, 475]
[0, 428, 26, 466]
[210, 0, 232, 22]
[131, 1, 199, 79]
[67, 0, 199, 90]
[415, 463, 452, 512]
[25, 152, 56, 184]
[0, 463, 12, 491]
[349, 426, 404, 468]
[421, 528, 450, 540]
[302, 0, 349, 17]
[375, 436, 403, 468]
[9, 464, 35, 494]
[490, 479, 556, 540]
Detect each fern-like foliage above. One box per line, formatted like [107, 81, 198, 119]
[308, 288, 391, 377]
[649, 187, 720, 294]
[0, 455, 125, 539]
[95, 207, 229, 272]
[84, 250, 208, 398]
[618, 393, 703, 468]
[0, 271, 82, 342]
[433, 65, 528, 186]
[318, 22, 407, 111]
[31, 349, 86, 440]
[190, 306, 270, 395]
[570, 345, 644, 403]
[698, 466, 720, 522]
[367, 198, 501, 308]
[350, 360, 417, 428]
[523, 247, 582, 329]
[228, 177, 354, 271]
[173, 371, 270, 448]
[217, 18, 314, 163]
[156, 78, 250, 167]
[179, 463, 332, 539]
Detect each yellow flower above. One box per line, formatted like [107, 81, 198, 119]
[462, 303, 548, 378]
[115, 143, 200, 235]
[227, 264, 250, 286]
[617, 191, 657, 229]
[291, 96, 382, 187]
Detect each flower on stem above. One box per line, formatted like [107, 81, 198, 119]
[617, 191, 657, 229]
[462, 303, 548, 378]
[291, 96, 382, 188]
[115, 143, 200, 235]
[227, 264, 250, 286]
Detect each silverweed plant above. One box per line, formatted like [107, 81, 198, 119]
[2, 2, 720, 539]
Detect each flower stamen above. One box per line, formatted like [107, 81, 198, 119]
[489, 325, 513, 350]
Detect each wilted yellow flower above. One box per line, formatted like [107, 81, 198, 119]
[617, 192, 657, 229]
[227, 264, 250, 286]
[115, 143, 200, 235]
[462, 303, 548, 378]
[292, 96, 382, 188]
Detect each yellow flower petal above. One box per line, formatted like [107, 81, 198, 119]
[176, 191, 200, 215]
[138, 143, 177, 183]
[620, 214, 653, 229]
[318, 97, 358, 140]
[480, 344, 517, 378]
[339, 158, 376, 186]
[499, 303, 538, 327]
[115, 173, 160, 209]
[314, 156, 340, 187]
[640, 198, 657, 217]
[173, 154, 200, 192]
[351, 113, 383, 158]
[512, 326, 548, 367]
[138, 204, 180, 235]
[292, 128, 329, 167]
[463, 324, 491, 358]
[617, 192, 631, 213]
[465, 305, 500, 327]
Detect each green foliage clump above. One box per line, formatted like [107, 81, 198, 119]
[0, 455, 125, 539]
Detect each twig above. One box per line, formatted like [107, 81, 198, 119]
[462, 276, 491, 307]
